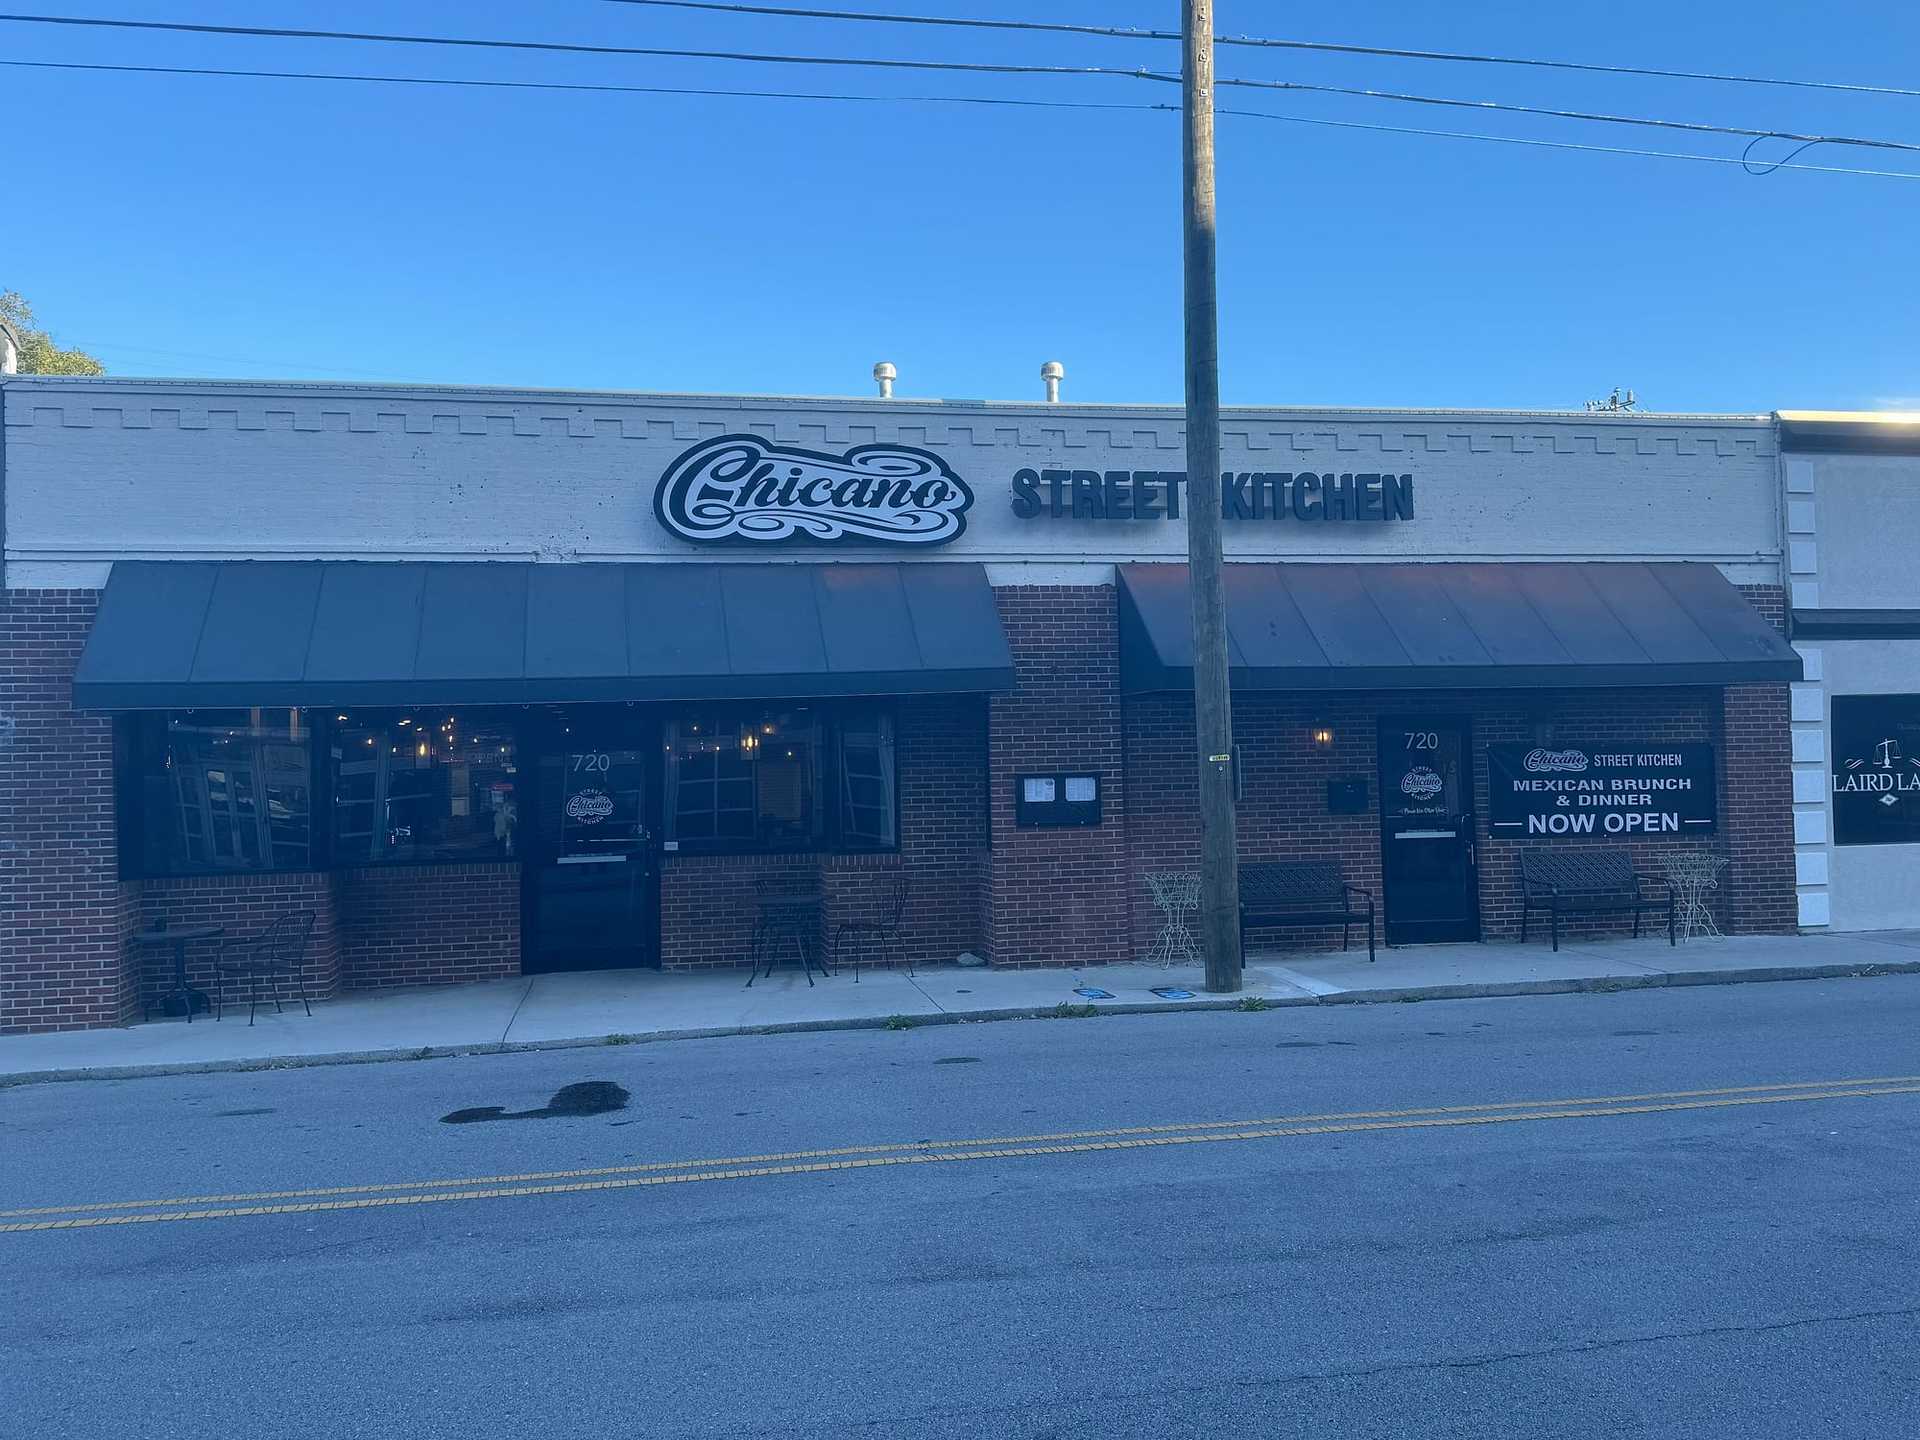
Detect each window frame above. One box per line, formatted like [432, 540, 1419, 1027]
[326, 708, 524, 871]
[117, 708, 325, 881]
[662, 702, 901, 857]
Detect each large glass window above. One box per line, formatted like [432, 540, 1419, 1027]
[132, 710, 312, 874]
[663, 706, 894, 852]
[330, 710, 520, 863]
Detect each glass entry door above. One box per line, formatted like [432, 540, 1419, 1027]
[524, 714, 659, 973]
[1378, 719, 1481, 945]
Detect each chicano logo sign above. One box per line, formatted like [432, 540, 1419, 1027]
[565, 788, 615, 824]
[1400, 767, 1444, 802]
[1524, 748, 1590, 774]
[655, 434, 973, 546]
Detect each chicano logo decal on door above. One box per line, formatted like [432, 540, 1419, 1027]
[654, 433, 974, 546]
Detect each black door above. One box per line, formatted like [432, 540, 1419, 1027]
[524, 714, 659, 973]
[1378, 719, 1481, 945]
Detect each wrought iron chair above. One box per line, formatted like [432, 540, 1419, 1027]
[212, 909, 317, 1025]
[747, 874, 829, 987]
[832, 873, 910, 981]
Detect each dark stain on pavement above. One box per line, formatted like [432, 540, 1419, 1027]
[213, 1108, 277, 1118]
[933, 1056, 982, 1065]
[441, 1081, 630, 1125]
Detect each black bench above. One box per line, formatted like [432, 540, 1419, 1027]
[1238, 861, 1376, 964]
[1519, 850, 1676, 952]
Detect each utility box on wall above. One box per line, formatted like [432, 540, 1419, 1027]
[1015, 773, 1103, 827]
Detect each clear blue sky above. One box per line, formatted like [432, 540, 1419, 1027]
[6, 1, 1919, 411]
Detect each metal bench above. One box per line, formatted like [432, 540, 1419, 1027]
[1238, 861, 1376, 964]
[1519, 849, 1676, 952]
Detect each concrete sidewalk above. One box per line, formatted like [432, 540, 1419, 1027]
[6, 929, 1920, 1085]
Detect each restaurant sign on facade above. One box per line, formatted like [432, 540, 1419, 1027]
[655, 434, 974, 546]
[1487, 744, 1718, 838]
[1011, 469, 1415, 523]
[1830, 695, 1920, 847]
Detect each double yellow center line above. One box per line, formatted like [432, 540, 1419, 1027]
[6, 1074, 1917, 1233]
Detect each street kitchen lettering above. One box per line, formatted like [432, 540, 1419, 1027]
[656, 434, 973, 546]
[1487, 744, 1717, 838]
[1010, 468, 1414, 523]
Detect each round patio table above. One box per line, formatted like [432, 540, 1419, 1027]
[132, 924, 224, 1021]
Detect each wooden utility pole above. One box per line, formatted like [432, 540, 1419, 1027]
[1181, 0, 1242, 992]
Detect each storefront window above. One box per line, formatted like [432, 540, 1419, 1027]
[331, 710, 519, 863]
[1831, 695, 1920, 847]
[131, 710, 312, 874]
[663, 706, 894, 852]
[839, 713, 898, 848]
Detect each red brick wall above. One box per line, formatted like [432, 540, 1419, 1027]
[1127, 683, 1788, 952]
[1723, 585, 1797, 935]
[0, 590, 139, 1034]
[335, 863, 521, 989]
[1722, 684, 1796, 934]
[655, 695, 989, 971]
[138, 871, 341, 1015]
[986, 587, 1132, 967]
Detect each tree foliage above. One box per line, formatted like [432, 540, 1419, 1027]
[0, 291, 105, 376]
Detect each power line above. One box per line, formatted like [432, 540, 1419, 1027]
[0, 12, 1173, 82]
[1217, 107, 1920, 181]
[0, 58, 1158, 113]
[5, 11, 1917, 163]
[6, 58, 1916, 183]
[1214, 75, 1920, 157]
[599, 0, 1920, 101]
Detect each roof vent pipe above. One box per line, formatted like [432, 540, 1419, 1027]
[1041, 360, 1064, 403]
[873, 361, 897, 399]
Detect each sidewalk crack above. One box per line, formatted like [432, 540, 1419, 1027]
[499, 977, 537, 1043]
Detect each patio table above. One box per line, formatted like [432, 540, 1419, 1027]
[132, 924, 225, 1022]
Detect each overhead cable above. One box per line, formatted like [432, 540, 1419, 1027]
[1214, 75, 1920, 156]
[6, 58, 1917, 183]
[0, 12, 1174, 82]
[4, 13, 1918, 161]
[598, 0, 1920, 101]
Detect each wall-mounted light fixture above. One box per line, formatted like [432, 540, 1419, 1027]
[1309, 724, 1336, 751]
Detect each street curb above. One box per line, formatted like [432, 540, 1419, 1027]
[3, 959, 1917, 1088]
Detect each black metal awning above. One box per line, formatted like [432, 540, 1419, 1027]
[1117, 561, 1802, 693]
[73, 561, 1014, 709]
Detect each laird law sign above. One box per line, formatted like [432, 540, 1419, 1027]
[1011, 468, 1415, 523]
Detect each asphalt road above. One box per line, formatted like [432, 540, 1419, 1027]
[5, 976, 1920, 1438]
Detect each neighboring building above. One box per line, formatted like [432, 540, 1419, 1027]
[0, 376, 1801, 1033]
[1777, 412, 1920, 931]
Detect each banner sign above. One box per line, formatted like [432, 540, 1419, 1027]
[1831, 695, 1920, 847]
[656, 434, 972, 546]
[1487, 744, 1717, 838]
[1011, 468, 1414, 524]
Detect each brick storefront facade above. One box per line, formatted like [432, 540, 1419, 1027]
[656, 695, 989, 970]
[985, 586, 1132, 968]
[0, 591, 139, 1033]
[0, 579, 1801, 1034]
[335, 864, 521, 990]
[1126, 674, 1798, 956]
